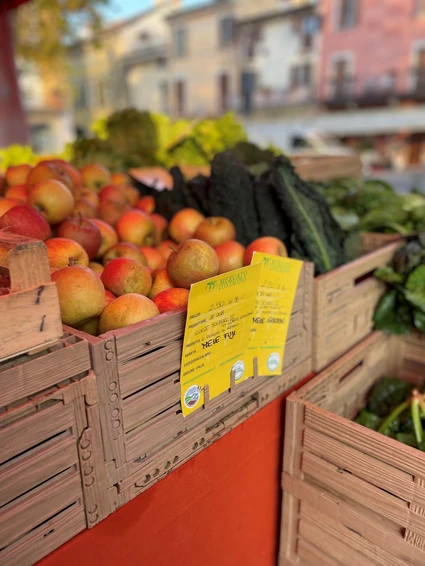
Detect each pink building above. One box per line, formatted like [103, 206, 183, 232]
[319, 0, 425, 105]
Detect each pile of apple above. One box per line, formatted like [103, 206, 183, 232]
[0, 159, 287, 336]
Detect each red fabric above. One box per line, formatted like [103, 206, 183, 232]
[38, 374, 314, 566]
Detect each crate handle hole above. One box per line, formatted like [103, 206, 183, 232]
[339, 361, 364, 384]
[354, 269, 376, 286]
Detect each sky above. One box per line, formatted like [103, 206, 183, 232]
[104, 0, 204, 21]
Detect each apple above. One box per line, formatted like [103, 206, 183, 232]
[76, 289, 115, 336]
[5, 164, 32, 187]
[28, 179, 74, 225]
[124, 186, 140, 207]
[27, 161, 73, 191]
[90, 219, 119, 258]
[111, 172, 131, 186]
[101, 258, 152, 296]
[0, 204, 51, 240]
[116, 210, 156, 247]
[140, 246, 165, 270]
[99, 200, 130, 226]
[105, 290, 116, 304]
[244, 237, 288, 266]
[156, 239, 177, 261]
[194, 217, 236, 247]
[52, 265, 105, 327]
[5, 184, 27, 202]
[136, 195, 155, 214]
[50, 159, 83, 189]
[57, 216, 102, 260]
[99, 293, 159, 334]
[72, 198, 97, 218]
[215, 241, 245, 274]
[151, 213, 168, 243]
[89, 261, 104, 275]
[102, 242, 147, 266]
[148, 268, 174, 299]
[153, 288, 190, 314]
[169, 208, 205, 244]
[99, 185, 127, 206]
[73, 187, 100, 208]
[80, 164, 111, 192]
[0, 198, 21, 216]
[46, 237, 89, 269]
[167, 239, 219, 289]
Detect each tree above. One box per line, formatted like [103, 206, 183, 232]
[13, 0, 110, 70]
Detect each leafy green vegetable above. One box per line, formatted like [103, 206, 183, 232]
[413, 310, 425, 332]
[374, 267, 405, 285]
[396, 433, 417, 447]
[404, 265, 425, 314]
[373, 290, 412, 335]
[367, 377, 413, 418]
[354, 410, 382, 430]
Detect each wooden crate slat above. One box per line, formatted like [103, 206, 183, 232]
[0, 339, 91, 407]
[361, 233, 404, 255]
[0, 502, 86, 566]
[0, 402, 75, 465]
[0, 432, 78, 507]
[298, 539, 342, 566]
[0, 469, 83, 549]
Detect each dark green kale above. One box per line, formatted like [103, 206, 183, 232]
[367, 377, 413, 418]
[253, 170, 291, 246]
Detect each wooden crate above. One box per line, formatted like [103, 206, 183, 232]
[361, 232, 404, 255]
[280, 331, 425, 566]
[0, 232, 62, 361]
[69, 263, 314, 510]
[291, 154, 362, 182]
[313, 241, 400, 371]
[0, 335, 110, 566]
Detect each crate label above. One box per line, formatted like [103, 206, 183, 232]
[180, 263, 261, 417]
[249, 253, 303, 376]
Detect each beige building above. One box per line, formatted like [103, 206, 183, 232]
[167, 0, 237, 117]
[69, 1, 180, 135]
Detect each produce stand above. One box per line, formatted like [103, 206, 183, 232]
[291, 154, 362, 182]
[280, 331, 425, 566]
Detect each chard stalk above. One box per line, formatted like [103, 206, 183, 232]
[378, 400, 410, 435]
[411, 391, 425, 446]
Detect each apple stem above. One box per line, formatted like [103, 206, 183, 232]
[68, 257, 76, 267]
[169, 246, 177, 253]
[77, 212, 83, 225]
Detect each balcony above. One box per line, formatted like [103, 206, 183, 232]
[323, 70, 425, 108]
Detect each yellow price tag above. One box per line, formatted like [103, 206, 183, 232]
[180, 263, 261, 417]
[249, 253, 303, 376]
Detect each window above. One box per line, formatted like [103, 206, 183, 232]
[339, 0, 358, 30]
[75, 83, 87, 109]
[219, 17, 234, 48]
[290, 64, 312, 89]
[175, 80, 186, 115]
[301, 15, 319, 49]
[174, 28, 187, 58]
[218, 73, 230, 112]
[97, 80, 106, 106]
[160, 82, 169, 114]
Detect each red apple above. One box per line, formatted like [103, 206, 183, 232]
[72, 198, 97, 218]
[148, 268, 174, 299]
[169, 208, 205, 244]
[46, 237, 89, 269]
[215, 241, 245, 274]
[101, 258, 152, 296]
[136, 195, 155, 214]
[99, 293, 159, 334]
[51, 159, 83, 189]
[99, 185, 127, 206]
[5, 184, 27, 202]
[151, 213, 168, 243]
[111, 172, 131, 186]
[116, 209, 156, 247]
[0, 198, 21, 216]
[52, 265, 105, 326]
[167, 239, 219, 289]
[102, 242, 147, 266]
[156, 239, 178, 261]
[124, 186, 140, 207]
[5, 164, 32, 187]
[0, 204, 51, 240]
[99, 200, 130, 226]
[28, 179, 74, 225]
[244, 237, 288, 266]
[89, 261, 104, 275]
[140, 246, 166, 270]
[90, 219, 119, 258]
[153, 288, 189, 314]
[105, 290, 116, 304]
[27, 161, 73, 191]
[194, 217, 236, 247]
[80, 164, 111, 192]
[57, 216, 102, 260]
[73, 187, 100, 208]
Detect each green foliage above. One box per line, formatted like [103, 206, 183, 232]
[367, 378, 413, 418]
[0, 145, 37, 170]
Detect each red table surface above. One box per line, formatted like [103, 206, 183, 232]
[38, 373, 314, 566]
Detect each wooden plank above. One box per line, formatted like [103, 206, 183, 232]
[361, 233, 404, 255]
[298, 539, 341, 566]
[0, 502, 86, 566]
[0, 402, 74, 464]
[0, 339, 91, 407]
[0, 432, 78, 507]
[0, 469, 82, 549]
